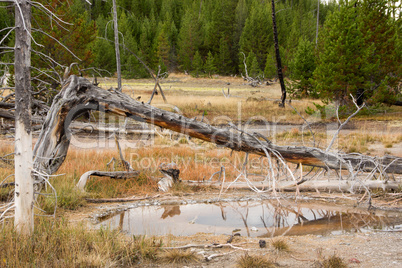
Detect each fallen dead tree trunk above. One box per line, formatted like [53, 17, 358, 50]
[0, 108, 14, 120]
[68, 122, 155, 135]
[76, 170, 140, 190]
[33, 75, 402, 177]
[195, 180, 400, 193]
[0, 108, 45, 123]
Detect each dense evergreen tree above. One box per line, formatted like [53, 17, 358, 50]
[80, 0, 339, 79]
[314, 0, 400, 104]
[218, 36, 233, 75]
[33, 0, 97, 69]
[358, 0, 401, 104]
[233, 0, 249, 63]
[264, 49, 276, 79]
[177, 3, 201, 71]
[192, 50, 204, 77]
[5, 0, 393, 106]
[204, 51, 217, 77]
[239, 1, 272, 71]
[156, 24, 171, 70]
[249, 55, 262, 78]
[0, 3, 14, 65]
[290, 37, 316, 97]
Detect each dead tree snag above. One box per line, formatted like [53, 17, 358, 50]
[271, 0, 287, 107]
[32, 76, 402, 180]
[14, 0, 34, 235]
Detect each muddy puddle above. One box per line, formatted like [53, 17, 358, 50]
[95, 200, 402, 238]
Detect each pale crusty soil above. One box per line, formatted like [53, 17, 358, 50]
[150, 231, 402, 268]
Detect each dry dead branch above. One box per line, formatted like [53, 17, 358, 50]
[76, 171, 140, 191]
[85, 194, 160, 203]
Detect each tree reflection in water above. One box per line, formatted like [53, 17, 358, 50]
[96, 200, 401, 237]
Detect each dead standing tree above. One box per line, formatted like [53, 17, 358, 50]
[13, 0, 34, 235]
[271, 0, 287, 107]
[31, 76, 402, 192]
[240, 52, 262, 87]
[0, 0, 93, 229]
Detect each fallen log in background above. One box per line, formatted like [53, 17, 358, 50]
[191, 180, 401, 193]
[33, 75, 402, 177]
[85, 194, 160, 203]
[76, 170, 140, 190]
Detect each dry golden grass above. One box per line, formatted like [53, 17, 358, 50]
[150, 95, 318, 124]
[0, 142, 14, 180]
[1, 139, 259, 207]
[2, 127, 401, 206]
[96, 74, 321, 124]
[236, 253, 275, 268]
[125, 144, 269, 183]
[274, 128, 402, 154]
[317, 253, 348, 268]
[55, 149, 159, 199]
[96, 74, 402, 125]
[0, 218, 163, 267]
[271, 238, 290, 252]
[337, 132, 402, 154]
[159, 249, 200, 265]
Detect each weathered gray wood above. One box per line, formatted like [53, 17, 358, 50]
[14, 0, 34, 235]
[0, 108, 47, 123]
[77, 170, 140, 191]
[0, 102, 14, 109]
[189, 180, 401, 193]
[0, 108, 14, 120]
[33, 76, 402, 177]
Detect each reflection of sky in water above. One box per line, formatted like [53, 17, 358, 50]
[97, 201, 401, 237]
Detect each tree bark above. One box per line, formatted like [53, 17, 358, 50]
[271, 0, 286, 107]
[0, 108, 14, 120]
[32, 76, 402, 178]
[14, 0, 34, 235]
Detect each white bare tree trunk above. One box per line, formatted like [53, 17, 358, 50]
[14, 0, 34, 235]
[112, 0, 121, 91]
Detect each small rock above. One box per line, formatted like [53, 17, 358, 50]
[250, 227, 258, 232]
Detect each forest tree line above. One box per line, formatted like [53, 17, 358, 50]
[0, 0, 400, 105]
